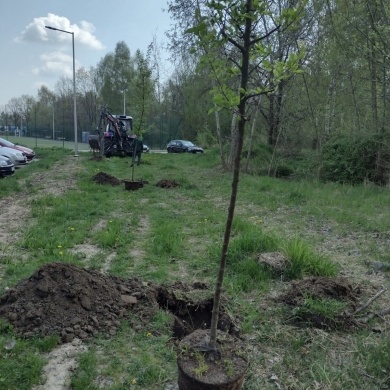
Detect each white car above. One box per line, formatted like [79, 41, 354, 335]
[0, 146, 27, 167]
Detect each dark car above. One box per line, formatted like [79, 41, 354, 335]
[166, 140, 204, 154]
[0, 138, 35, 161]
[0, 155, 15, 177]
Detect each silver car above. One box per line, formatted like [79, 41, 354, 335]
[0, 155, 15, 177]
[0, 146, 27, 167]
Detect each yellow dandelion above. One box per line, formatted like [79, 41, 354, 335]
[131, 378, 137, 384]
[146, 332, 152, 337]
[59, 251, 64, 256]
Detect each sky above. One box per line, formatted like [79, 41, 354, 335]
[0, 0, 174, 109]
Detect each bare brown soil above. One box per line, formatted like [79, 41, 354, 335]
[92, 171, 123, 186]
[0, 262, 236, 343]
[156, 179, 180, 188]
[0, 262, 156, 342]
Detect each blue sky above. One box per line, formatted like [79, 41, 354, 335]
[0, 0, 173, 108]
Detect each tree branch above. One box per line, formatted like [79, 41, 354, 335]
[353, 288, 387, 315]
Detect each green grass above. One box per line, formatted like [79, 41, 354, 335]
[290, 294, 349, 327]
[0, 324, 58, 390]
[283, 238, 339, 279]
[0, 147, 389, 389]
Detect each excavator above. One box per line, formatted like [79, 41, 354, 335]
[88, 106, 143, 162]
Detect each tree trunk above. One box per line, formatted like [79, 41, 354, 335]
[214, 105, 226, 167]
[268, 90, 275, 145]
[244, 97, 261, 173]
[367, 1, 379, 133]
[229, 112, 238, 169]
[324, 77, 336, 139]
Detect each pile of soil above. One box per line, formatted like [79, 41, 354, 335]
[283, 276, 361, 303]
[281, 276, 362, 330]
[0, 263, 158, 343]
[156, 179, 180, 188]
[92, 172, 123, 186]
[0, 263, 237, 343]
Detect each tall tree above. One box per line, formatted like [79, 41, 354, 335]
[132, 50, 155, 137]
[77, 67, 99, 128]
[19, 95, 34, 134]
[96, 41, 136, 113]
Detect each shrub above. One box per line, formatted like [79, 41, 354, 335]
[274, 164, 294, 178]
[320, 134, 390, 185]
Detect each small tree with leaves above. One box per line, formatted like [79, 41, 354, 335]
[185, 0, 306, 355]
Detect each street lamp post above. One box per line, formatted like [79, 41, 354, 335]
[52, 100, 55, 140]
[121, 89, 127, 115]
[45, 25, 78, 156]
[5, 105, 8, 140]
[35, 104, 38, 148]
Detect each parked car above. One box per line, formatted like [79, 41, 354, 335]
[0, 138, 35, 161]
[0, 146, 27, 167]
[166, 140, 204, 154]
[0, 155, 15, 177]
[143, 144, 150, 153]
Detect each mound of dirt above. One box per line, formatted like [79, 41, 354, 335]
[281, 276, 362, 330]
[0, 263, 237, 343]
[92, 172, 123, 186]
[284, 276, 361, 303]
[0, 262, 158, 343]
[156, 179, 180, 188]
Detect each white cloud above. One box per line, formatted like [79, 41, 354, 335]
[16, 14, 103, 83]
[32, 51, 78, 78]
[16, 13, 104, 50]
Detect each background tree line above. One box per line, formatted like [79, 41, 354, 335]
[1, 0, 390, 184]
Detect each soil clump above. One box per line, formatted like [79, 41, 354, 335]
[92, 172, 123, 186]
[156, 179, 180, 188]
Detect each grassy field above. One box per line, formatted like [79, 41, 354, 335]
[0, 148, 389, 389]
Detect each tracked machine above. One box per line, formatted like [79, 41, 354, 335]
[88, 106, 143, 159]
